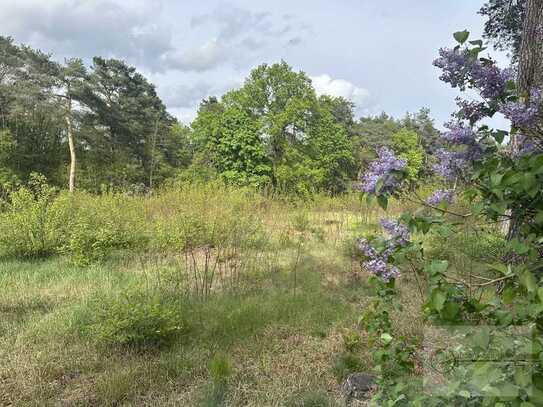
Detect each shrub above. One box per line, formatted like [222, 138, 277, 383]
[87, 291, 186, 349]
[0, 174, 66, 258]
[61, 192, 146, 265]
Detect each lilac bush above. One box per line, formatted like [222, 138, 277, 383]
[426, 189, 455, 206]
[359, 147, 406, 195]
[356, 219, 410, 282]
[433, 48, 513, 100]
[500, 89, 542, 128]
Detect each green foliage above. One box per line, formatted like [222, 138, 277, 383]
[87, 291, 186, 349]
[214, 107, 272, 187]
[152, 183, 266, 253]
[0, 174, 64, 258]
[391, 129, 425, 180]
[61, 192, 146, 265]
[190, 61, 355, 195]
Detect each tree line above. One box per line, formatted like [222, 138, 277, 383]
[0, 37, 444, 196]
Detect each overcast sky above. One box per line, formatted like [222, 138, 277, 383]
[1, 0, 510, 128]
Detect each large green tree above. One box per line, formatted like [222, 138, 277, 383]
[191, 61, 355, 194]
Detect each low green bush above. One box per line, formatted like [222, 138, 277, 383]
[0, 174, 66, 258]
[87, 291, 186, 349]
[61, 192, 146, 265]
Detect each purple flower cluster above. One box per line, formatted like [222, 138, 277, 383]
[426, 189, 455, 206]
[432, 118, 484, 180]
[360, 148, 406, 195]
[357, 238, 400, 282]
[442, 121, 477, 144]
[380, 218, 410, 246]
[500, 89, 542, 128]
[472, 65, 514, 100]
[433, 48, 513, 100]
[456, 98, 488, 123]
[433, 48, 476, 90]
[356, 219, 411, 282]
[432, 149, 468, 180]
[510, 134, 537, 157]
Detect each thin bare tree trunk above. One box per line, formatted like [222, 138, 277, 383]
[149, 116, 159, 190]
[66, 94, 76, 193]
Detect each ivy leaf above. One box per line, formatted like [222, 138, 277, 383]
[454, 30, 470, 44]
[469, 39, 483, 47]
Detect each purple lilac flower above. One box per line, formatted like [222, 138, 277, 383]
[433, 48, 475, 90]
[357, 238, 378, 258]
[432, 149, 467, 180]
[500, 89, 542, 128]
[360, 147, 406, 195]
[456, 98, 488, 123]
[510, 134, 537, 158]
[362, 258, 401, 282]
[356, 220, 410, 282]
[433, 48, 513, 101]
[380, 218, 410, 247]
[471, 65, 513, 100]
[442, 121, 477, 144]
[426, 189, 455, 206]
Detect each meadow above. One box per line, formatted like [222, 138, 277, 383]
[0, 180, 420, 406]
[0, 179, 514, 406]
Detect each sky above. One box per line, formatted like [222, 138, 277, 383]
[1, 0, 511, 129]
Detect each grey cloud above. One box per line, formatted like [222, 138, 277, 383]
[161, 81, 214, 108]
[162, 40, 227, 72]
[160, 78, 242, 109]
[287, 37, 302, 46]
[1, 0, 173, 72]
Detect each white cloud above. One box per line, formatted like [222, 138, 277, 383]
[310, 74, 371, 109]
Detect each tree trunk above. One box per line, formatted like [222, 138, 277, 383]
[66, 95, 76, 193]
[517, 0, 543, 147]
[506, 0, 543, 239]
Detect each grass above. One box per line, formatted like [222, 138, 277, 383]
[0, 186, 432, 405]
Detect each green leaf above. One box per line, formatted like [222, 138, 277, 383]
[520, 270, 537, 293]
[458, 390, 470, 398]
[469, 39, 483, 47]
[431, 289, 446, 312]
[380, 333, 393, 344]
[492, 130, 507, 144]
[538, 287, 543, 303]
[454, 30, 470, 44]
[441, 301, 460, 321]
[472, 327, 490, 349]
[428, 260, 449, 276]
[377, 195, 388, 210]
[535, 211, 543, 225]
[491, 173, 504, 186]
